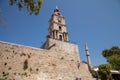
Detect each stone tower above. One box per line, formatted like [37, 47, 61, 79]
[85, 43, 91, 69]
[47, 6, 68, 42]
[41, 7, 80, 62]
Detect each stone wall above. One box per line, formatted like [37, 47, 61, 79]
[42, 38, 80, 62]
[0, 41, 94, 80]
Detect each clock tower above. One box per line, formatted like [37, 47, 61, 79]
[41, 7, 79, 62]
[47, 6, 69, 42]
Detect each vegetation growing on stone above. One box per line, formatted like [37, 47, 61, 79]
[22, 72, 28, 77]
[0, 72, 9, 80]
[23, 59, 28, 70]
[2, 72, 9, 77]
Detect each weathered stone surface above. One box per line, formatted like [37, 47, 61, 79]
[42, 38, 80, 62]
[0, 41, 94, 80]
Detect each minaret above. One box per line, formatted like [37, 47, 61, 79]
[47, 6, 69, 42]
[85, 43, 91, 69]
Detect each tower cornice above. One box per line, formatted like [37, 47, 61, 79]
[49, 14, 65, 22]
[52, 14, 65, 18]
[52, 21, 66, 26]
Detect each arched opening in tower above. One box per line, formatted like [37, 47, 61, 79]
[59, 26, 62, 31]
[59, 35, 62, 41]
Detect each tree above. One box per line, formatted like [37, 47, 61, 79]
[98, 64, 113, 80]
[102, 46, 120, 70]
[107, 55, 120, 70]
[102, 46, 120, 57]
[0, 0, 43, 26]
[9, 0, 43, 15]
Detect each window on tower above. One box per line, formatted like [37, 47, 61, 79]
[59, 35, 62, 41]
[59, 26, 62, 31]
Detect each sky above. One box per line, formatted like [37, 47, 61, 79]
[0, 0, 120, 66]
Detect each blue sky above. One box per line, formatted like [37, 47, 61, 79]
[0, 0, 120, 66]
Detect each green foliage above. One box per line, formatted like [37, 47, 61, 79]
[98, 64, 113, 80]
[9, 0, 43, 15]
[102, 46, 120, 57]
[23, 59, 28, 70]
[91, 71, 98, 78]
[0, 72, 9, 80]
[107, 55, 120, 70]
[2, 72, 9, 77]
[102, 46, 120, 70]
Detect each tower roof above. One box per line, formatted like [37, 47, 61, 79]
[85, 43, 89, 51]
[53, 6, 61, 15]
[54, 6, 59, 12]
